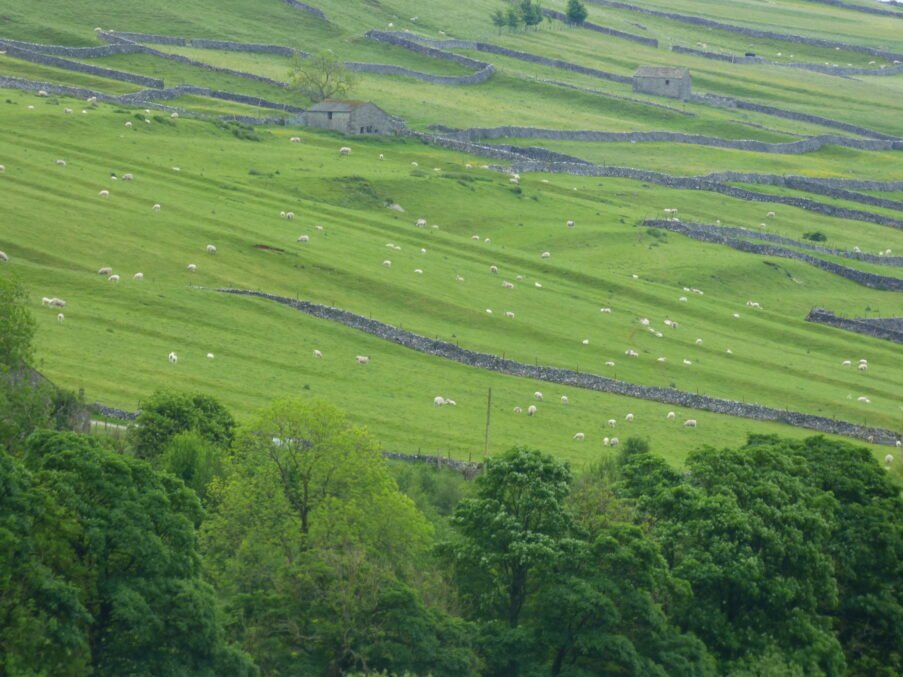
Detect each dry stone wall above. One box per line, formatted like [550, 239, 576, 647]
[586, 0, 903, 61]
[806, 309, 903, 344]
[216, 289, 901, 446]
[283, 0, 327, 20]
[672, 45, 903, 77]
[541, 8, 658, 46]
[643, 220, 903, 290]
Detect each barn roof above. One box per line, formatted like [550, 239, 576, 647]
[634, 66, 690, 79]
[307, 100, 370, 113]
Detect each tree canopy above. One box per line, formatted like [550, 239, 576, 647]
[289, 51, 356, 103]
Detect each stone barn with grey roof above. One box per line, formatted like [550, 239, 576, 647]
[303, 100, 398, 135]
[633, 67, 692, 100]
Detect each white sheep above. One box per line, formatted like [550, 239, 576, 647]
[683, 359, 692, 365]
[625, 413, 634, 422]
[383, 260, 392, 267]
[610, 437, 619, 447]
[297, 235, 310, 243]
[489, 265, 498, 274]
[187, 264, 197, 272]
[600, 307, 612, 313]
[446, 399, 456, 406]
[566, 220, 575, 228]
[97, 266, 112, 275]
[746, 300, 761, 309]
[280, 211, 287, 219]
[152, 203, 161, 211]
[886, 454, 895, 465]
[133, 272, 143, 280]
[605, 360, 615, 367]
[603, 437, 610, 446]
[37, 90, 48, 97]
[168, 352, 178, 364]
[421, 248, 427, 254]
[356, 355, 370, 364]
[313, 349, 322, 358]
[684, 419, 697, 427]
[290, 136, 301, 143]
[573, 432, 585, 441]
[657, 357, 666, 363]
[857, 396, 871, 403]
[48, 298, 65, 308]
[108, 274, 120, 282]
[581, 339, 589, 345]
[513, 406, 523, 414]
[695, 338, 703, 345]
[766, 211, 776, 218]
[560, 395, 569, 405]
[485, 308, 493, 315]
[286, 212, 295, 220]
[502, 280, 514, 289]
[339, 146, 352, 155]
[64, 108, 73, 114]
[858, 363, 868, 371]
[625, 349, 639, 358]
[414, 268, 423, 275]
[667, 411, 676, 420]
[379, 153, 384, 160]
[411, 161, 419, 167]
[527, 405, 537, 416]
[534, 392, 543, 401]
[608, 418, 616, 428]
[505, 311, 515, 318]
[98, 190, 109, 198]
[207, 353, 214, 359]
[841, 360, 852, 366]
[679, 296, 688, 302]
[0, 165, 4, 173]
[471, 234, 480, 241]
[125, 121, 132, 128]
[416, 218, 427, 228]
[534, 282, 543, 288]
[434, 396, 446, 406]
[57, 313, 64, 322]
[122, 173, 133, 181]
[55, 159, 67, 167]
[0, 250, 8, 263]
[170, 112, 179, 119]
[206, 244, 217, 254]
[541, 251, 551, 259]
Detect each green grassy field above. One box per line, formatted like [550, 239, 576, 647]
[1, 0, 900, 466]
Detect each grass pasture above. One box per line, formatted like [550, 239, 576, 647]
[0, 0, 901, 466]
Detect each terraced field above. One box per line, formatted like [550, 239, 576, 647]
[1, 0, 900, 466]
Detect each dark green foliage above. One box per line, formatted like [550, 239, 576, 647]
[129, 390, 235, 460]
[160, 431, 224, 503]
[803, 231, 828, 242]
[212, 119, 260, 141]
[519, 0, 544, 30]
[506, 7, 521, 31]
[3, 431, 256, 676]
[490, 8, 507, 34]
[0, 275, 35, 370]
[566, 0, 589, 25]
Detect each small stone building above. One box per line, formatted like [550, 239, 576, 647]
[632, 67, 692, 100]
[303, 100, 396, 135]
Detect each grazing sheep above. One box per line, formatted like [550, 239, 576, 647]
[446, 399, 456, 406]
[98, 190, 109, 198]
[485, 308, 493, 315]
[746, 300, 761, 309]
[566, 220, 575, 228]
[886, 454, 895, 465]
[858, 363, 868, 371]
[297, 235, 310, 243]
[383, 260, 392, 267]
[766, 211, 776, 218]
[48, 298, 65, 308]
[55, 159, 67, 167]
[513, 406, 523, 414]
[356, 355, 369, 364]
[97, 266, 112, 275]
[434, 396, 446, 406]
[414, 269, 423, 275]
[841, 360, 852, 366]
[286, 212, 295, 220]
[695, 338, 703, 345]
[541, 251, 551, 259]
[505, 311, 515, 318]
[610, 437, 619, 447]
[290, 136, 301, 143]
[41, 297, 52, 306]
[280, 211, 287, 219]
[313, 349, 322, 358]
[37, 90, 48, 97]
[206, 244, 217, 254]
[560, 395, 569, 405]
[152, 203, 161, 211]
[168, 352, 178, 364]
[684, 419, 697, 427]
[682, 359, 692, 365]
[339, 146, 352, 155]
[489, 265, 498, 274]
[573, 432, 585, 441]
[607, 419, 616, 428]
[527, 405, 537, 416]
[897, 441, 902, 449]
[603, 437, 610, 446]
[0, 165, 4, 173]
[625, 349, 639, 358]
[471, 235, 480, 241]
[581, 339, 589, 345]
[378, 153, 384, 160]
[857, 396, 871, 403]
[667, 411, 676, 420]
[125, 121, 132, 128]
[411, 161, 419, 167]
[534, 282, 543, 288]
[0, 251, 8, 263]
[64, 108, 73, 114]
[534, 392, 543, 401]
[726, 348, 734, 355]
[502, 280, 514, 289]
[625, 413, 634, 422]
[133, 272, 143, 280]
[108, 274, 120, 282]
[733, 313, 740, 319]
[57, 313, 64, 322]
[657, 357, 666, 363]
[605, 360, 615, 367]
[187, 264, 197, 272]
[416, 218, 427, 228]
[120, 173, 133, 181]
[600, 307, 612, 313]
[679, 296, 688, 302]
[316, 225, 325, 232]
[484, 238, 491, 245]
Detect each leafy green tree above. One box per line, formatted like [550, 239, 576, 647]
[17, 431, 255, 676]
[520, 0, 544, 30]
[619, 441, 846, 674]
[289, 50, 356, 103]
[0, 449, 91, 676]
[160, 430, 224, 502]
[202, 398, 472, 675]
[566, 0, 589, 25]
[506, 7, 522, 31]
[490, 9, 507, 34]
[0, 274, 35, 370]
[130, 390, 235, 460]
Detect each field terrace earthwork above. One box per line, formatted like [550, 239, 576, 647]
[0, 0, 900, 466]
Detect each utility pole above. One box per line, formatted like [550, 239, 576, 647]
[480, 387, 492, 462]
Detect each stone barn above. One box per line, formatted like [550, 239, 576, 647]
[303, 100, 397, 135]
[632, 67, 692, 100]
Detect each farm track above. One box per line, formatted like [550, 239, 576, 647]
[215, 288, 901, 446]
